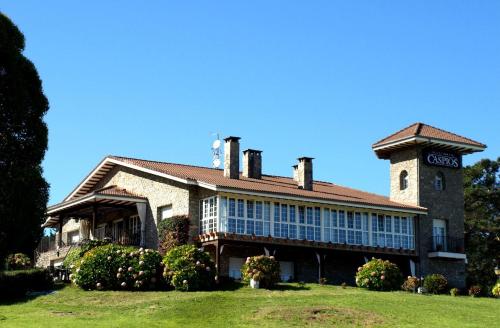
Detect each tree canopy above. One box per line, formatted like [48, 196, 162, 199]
[464, 157, 500, 288]
[0, 13, 49, 261]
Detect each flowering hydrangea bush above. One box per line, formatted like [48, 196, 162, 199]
[491, 281, 500, 298]
[468, 285, 481, 297]
[5, 253, 31, 270]
[162, 245, 215, 291]
[63, 239, 111, 268]
[70, 244, 164, 291]
[401, 276, 420, 292]
[355, 258, 403, 291]
[241, 255, 281, 289]
[423, 274, 447, 294]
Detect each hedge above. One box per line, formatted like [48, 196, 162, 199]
[0, 269, 53, 299]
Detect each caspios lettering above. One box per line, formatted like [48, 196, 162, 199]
[424, 151, 460, 169]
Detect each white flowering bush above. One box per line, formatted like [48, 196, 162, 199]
[162, 245, 215, 291]
[70, 244, 163, 291]
[355, 258, 403, 291]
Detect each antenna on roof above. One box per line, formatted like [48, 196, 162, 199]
[211, 133, 221, 168]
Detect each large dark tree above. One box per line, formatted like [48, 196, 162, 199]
[464, 158, 500, 288]
[0, 13, 49, 262]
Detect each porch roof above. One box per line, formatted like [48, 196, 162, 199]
[43, 186, 147, 227]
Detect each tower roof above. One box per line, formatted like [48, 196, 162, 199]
[372, 123, 486, 159]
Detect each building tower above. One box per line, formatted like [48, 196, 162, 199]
[372, 123, 486, 288]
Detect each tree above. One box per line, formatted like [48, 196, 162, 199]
[0, 13, 49, 263]
[464, 158, 500, 288]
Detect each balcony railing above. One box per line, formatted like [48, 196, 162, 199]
[430, 235, 464, 253]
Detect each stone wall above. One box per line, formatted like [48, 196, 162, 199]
[35, 245, 72, 268]
[95, 166, 192, 249]
[390, 148, 419, 205]
[389, 146, 466, 288]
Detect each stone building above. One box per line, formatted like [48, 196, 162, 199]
[38, 123, 485, 287]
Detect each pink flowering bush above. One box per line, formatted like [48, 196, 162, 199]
[402, 276, 421, 292]
[162, 245, 215, 291]
[71, 244, 164, 291]
[241, 255, 281, 289]
[355, 258, 403, 291]
[5, 253, 31, 270]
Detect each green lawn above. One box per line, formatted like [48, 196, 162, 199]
[0, 283, 498, 327]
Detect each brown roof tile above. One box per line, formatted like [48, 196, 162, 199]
[372, 122, 486, 148]
[109, 156, 425, 212]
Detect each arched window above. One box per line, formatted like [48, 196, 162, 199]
[434, 172, 445, 191]
[400, 170, 409, 190]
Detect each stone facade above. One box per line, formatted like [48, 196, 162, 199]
[95, 166, 193, 249]
[389, 146, 466, 288]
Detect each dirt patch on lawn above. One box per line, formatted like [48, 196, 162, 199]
[253, 306, 384, 327]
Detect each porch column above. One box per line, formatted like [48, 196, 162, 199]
[90, 205, 97, 240]
[80, 219, 91, 241]
[136, 202, 147, 247]
[315, 251, 325, 283]
[58, 217, 63, 248]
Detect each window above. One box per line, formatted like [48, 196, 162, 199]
[160, 205, 173, 220]
[434, 172, 445, 191]
[199, 197, 218, 234]
[400, 170, 409, 190]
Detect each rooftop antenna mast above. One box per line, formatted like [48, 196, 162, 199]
[211, 133, 221, 168]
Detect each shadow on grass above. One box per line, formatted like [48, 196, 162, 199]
[0, 282, 66, 306]
[216, 281, 246, 291]
[273, 283, 311, 291]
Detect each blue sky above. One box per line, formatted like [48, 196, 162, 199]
[2, 1, 499, 204]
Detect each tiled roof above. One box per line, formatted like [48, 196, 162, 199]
[108, 156, 425, 212]
[372, 122, 486, 148]
[93, 185, 146, 199]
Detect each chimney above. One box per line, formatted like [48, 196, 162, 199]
[243, 149, 262, 179]
[297, 157, 313, 190]
[224, 136, 240, 179]
[292, 165, 298, 182]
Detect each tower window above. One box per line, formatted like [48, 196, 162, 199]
[400, 170, 409, 190]
[434, 172, 445, 191]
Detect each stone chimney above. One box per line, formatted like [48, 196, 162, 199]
[292, 165, 298, 182]
[224, 136, 240, 179]
[297, 157, 313, 190]
[243, 149, 262, 179]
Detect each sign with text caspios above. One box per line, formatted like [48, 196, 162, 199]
[423, 150, 461, 169]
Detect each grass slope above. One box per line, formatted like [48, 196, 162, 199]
[0, 284, 498, 327]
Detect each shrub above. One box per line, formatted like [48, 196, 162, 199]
[468, 285, 481, 297]
[355, 258, 403, 291]
[423, 274, 448, 294]
[491, 281, 500, 298]
[158, 215, 190, 254]
[0, 269, 53, 299]
[450, 288, 460, 296]
[401, 276, 420, 292]
[5, 253, 31, 270]
[71, 244, 163, 291]
[241, 255, 281, 289]
[63, 247, 82, 268]
[64, 239, 111, 269]
[162, 244, 215, 291]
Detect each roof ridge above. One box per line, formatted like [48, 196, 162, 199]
[418, 123, 485, 146]
[372, 122, 419, 147]
[110, 155, 224, 172]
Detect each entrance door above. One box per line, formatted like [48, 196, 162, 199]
[432, 219, 447, 251]
[279, 261, 294, 282]
[112, 220, 124, 244]
[229, 257, 244, 279]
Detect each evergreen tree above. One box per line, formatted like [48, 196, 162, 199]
[464, 158, 500, 288]
[0, 13, 49, 262]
